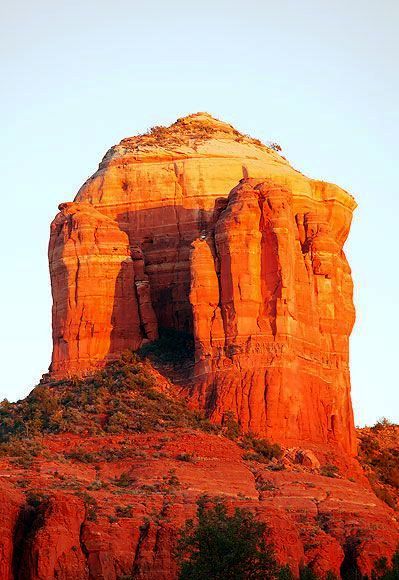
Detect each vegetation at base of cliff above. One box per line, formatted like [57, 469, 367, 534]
[0, 351, 218, 446]
[176, 497, 292, 580]
[358, 419, 399, 509]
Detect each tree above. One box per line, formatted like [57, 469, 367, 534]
[176, 497, 291, 580]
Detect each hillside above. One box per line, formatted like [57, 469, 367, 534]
[0, 345, 398, 579]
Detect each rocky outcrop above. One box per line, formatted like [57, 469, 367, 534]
[0, 489, 23, 580]
[72, 112, 355, 335]
[48, 112, 357, 453]
[15, 494, 88, 580]
[49, 202, 157, 376]
[0, 428, 398, 579]
[190, 179, 356, 454]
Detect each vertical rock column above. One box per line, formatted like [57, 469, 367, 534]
[49, 202, 153, 376]
[190, 178, 357, 454]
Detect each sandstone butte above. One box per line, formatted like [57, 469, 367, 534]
[49, 112, 356, 455]
[1, 113, 398, 580]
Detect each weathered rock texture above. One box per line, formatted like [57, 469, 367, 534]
[0, 426, 398, 580]
[49, 112, 356, 454]
[49, 202, 157, 375]
[190, 179, 356, 454]
[72, 112, 355, 334]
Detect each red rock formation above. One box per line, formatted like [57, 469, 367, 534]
[0, 428, 398, 579]
[72, 112, 355, 335]
[49, 113, 355, 378]
[190, 179, 356, 455]
[16, 494, 88, 579]
[48, 113, 357, 455]
[0, 490, 23, 580]
[49, 202, 157, 376]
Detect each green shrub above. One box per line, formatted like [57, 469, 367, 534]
[320, 464, 340, 478]
[176, 497, 291, 579]
[242, 435, 283, 462]
[115, 504, 133, 518]
[176, 453, 195, 462]
[113, 472, 136, 488]
[0, 350, 224, 443]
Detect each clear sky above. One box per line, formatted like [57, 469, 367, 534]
[1, 0, 398, 425]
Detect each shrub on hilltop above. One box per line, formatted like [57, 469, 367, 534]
[358, 419, 399, 509]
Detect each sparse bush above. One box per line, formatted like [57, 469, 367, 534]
[242, 435, 283, 462]
[299, 566, 318, 580]
[163, 469, 180, 490]
[373, 418, 393, 432]
[176, 497, 290, 579]
[176, 453, 195, 462]
[340, 532, 364, 580]
[65, 448, 98, 463]
[113, 472, 136, 488]
[267, 142, 283, 152]
[359, 429, 399, 492]
[320, 464, 340, 478]
[373, 485, 396, 509]
[316, 512, 333, 533]
[372, 549, 399, 579]
[256, 478, 276, 492]
[76, 491, 99, 521]
[222, 411, 241, 440]
[26, 490, 50, 508]
[87, 479, 108, 491]
[115, 504, 133, 518]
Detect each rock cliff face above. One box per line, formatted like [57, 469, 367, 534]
[0, 425, 398, 580]
[49, 202, 157, 376]
[49, 112, 356, 453]
[190, 179, 356, 454]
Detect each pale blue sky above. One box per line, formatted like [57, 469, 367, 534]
[1, 0, 398, 425]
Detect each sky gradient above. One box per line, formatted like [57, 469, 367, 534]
[1, 0, 398, 425]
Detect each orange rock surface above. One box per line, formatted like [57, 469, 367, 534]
[49, 202, 157, 376]
[49, 112, 357, 453]
[190, 179, 356, 454]
[0, 428, 398, 579]
[72, 112, 355, 334]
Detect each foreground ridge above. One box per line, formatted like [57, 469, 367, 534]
[0, 356, 398, 578]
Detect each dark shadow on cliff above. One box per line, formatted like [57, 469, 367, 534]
[107, 204, 216, 388]
[114, 204, 215, 332]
